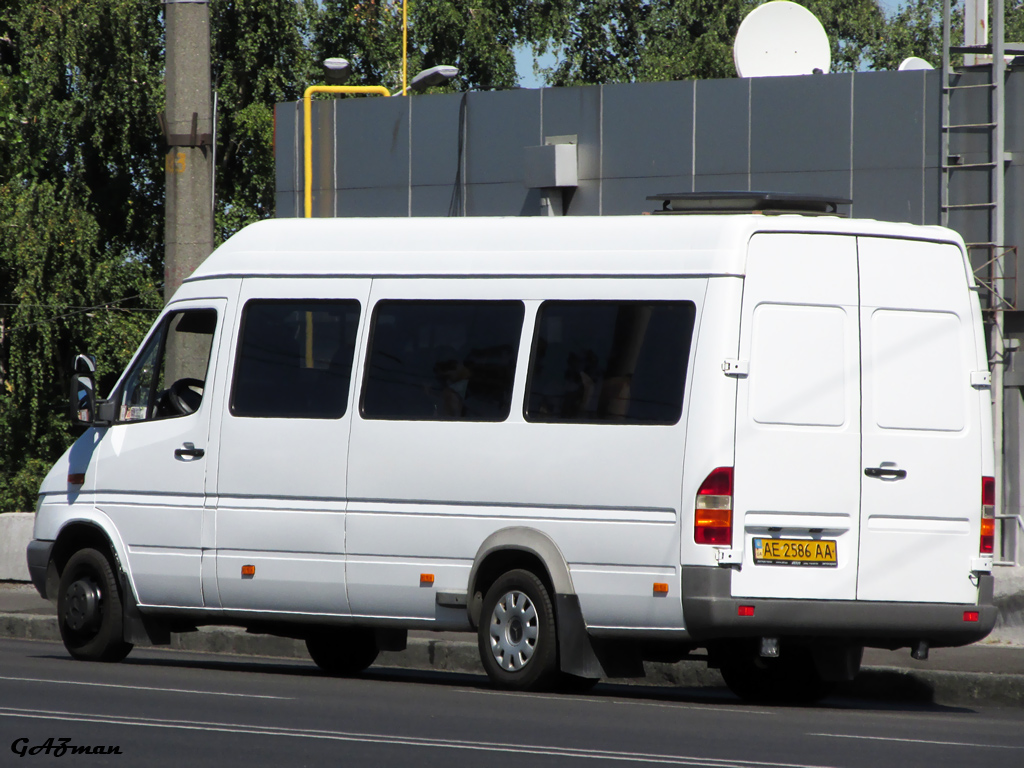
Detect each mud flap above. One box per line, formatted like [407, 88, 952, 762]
[120, 575, 170, 646]
[555, 594, 644, 679]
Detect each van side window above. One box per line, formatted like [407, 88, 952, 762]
[119, 309, 218, 422]
[231, 300, 361, 419]
[525, 301, 695, 425]
[361, 300, 525, 421]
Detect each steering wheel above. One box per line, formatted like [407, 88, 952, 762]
[168, 378, 204, 416]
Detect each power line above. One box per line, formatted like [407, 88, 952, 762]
[0, 303, 160, 310]
[4, 290, 163, 333]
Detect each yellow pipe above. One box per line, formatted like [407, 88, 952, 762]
[402, 0, 408, 96]
[303, 84, 391, 219]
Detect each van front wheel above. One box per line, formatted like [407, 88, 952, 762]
[478, 569, 559, 691]
[57, 548, 133, 662]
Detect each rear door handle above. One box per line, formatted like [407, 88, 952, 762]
[174, 442, 205, 459]
[864, 466, 906, 479]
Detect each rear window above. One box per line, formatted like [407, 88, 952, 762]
[361, 300, 525, 421]
[231, 300, 361, 419]
[525, 301, 695, 425]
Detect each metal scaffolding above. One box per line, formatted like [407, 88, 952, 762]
[942, 0, 1024, 565]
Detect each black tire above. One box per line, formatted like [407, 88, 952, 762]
[57, 548, 133, 662]
[305, 628, 379, 676]
[478, 569, 559, 691]
[717, 640, 834, 705]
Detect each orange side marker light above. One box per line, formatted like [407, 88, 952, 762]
[420, 573, 435, 585]
[241, 565, 256, 578]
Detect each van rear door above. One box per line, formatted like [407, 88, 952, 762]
[856, 237, 985, 604]
[731, 233, 862, 600]
[731, 233, 985, 605]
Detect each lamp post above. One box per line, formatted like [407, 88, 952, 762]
[410, 65, 459, 92]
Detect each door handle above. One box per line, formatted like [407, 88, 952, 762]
[174, 442, 205, 459]
[864, 466, 906, 479]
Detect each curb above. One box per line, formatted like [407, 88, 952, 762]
[4, 612, 1024, 707]
[842, 666, 1024, 708]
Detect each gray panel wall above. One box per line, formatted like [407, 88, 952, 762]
[276, 70, 946, 224]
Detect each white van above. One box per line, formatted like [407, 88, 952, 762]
[28, 194, 997, 702]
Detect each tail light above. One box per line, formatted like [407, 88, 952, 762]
[981, 476, 995, 555]
[695, 467, 733, 545]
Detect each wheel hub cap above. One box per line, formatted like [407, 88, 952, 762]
[65, 579, 100, 632]
[488, 590, 539, 671]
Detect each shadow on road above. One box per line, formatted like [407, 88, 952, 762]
[23, 644, 975, 715]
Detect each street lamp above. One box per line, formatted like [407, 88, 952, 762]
[322, 57, 353, 85]
[409, 65, 459, 92]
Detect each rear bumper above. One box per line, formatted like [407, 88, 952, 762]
[25, 540, 53, 600]
[681, 566, 996, 647]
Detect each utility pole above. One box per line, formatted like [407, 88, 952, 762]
[162, 0, 213, 383]
[162, 0, 213, 304]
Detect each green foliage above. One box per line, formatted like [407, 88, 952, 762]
[541, 0, 652, 85]
[871, 0, 960, 72]
[1005, 1, 1024, 44]
[0, 0, 164, 511]
[0, 458, 50, 514]
[316, 0, 405, 89]
[316, 1, 563, 92]
[544, 0, 891, 84]
[211, 0, 320, 242]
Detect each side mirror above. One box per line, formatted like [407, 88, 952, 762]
[70, 354, 111, 427]
[70, 372, 96, 426]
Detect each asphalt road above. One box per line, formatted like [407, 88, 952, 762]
[1, 638, 1024, 768]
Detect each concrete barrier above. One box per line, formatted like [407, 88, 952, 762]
[0, 513, 32, 582]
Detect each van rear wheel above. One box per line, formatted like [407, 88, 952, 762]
[717, 640, 834, 705]
[478, 569, 559, 691]
[57, 548, 133, 662]
[305, 628, 379, 675]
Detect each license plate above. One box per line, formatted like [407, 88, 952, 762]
[753, 538, 838, 567]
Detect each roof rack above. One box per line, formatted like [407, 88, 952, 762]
[647, 191, 851, 217]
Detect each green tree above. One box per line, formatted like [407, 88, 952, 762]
[211, 0, 320, 242]
[870, 0, 960, 71]
[544, 0, 889, 85]
[1004, 0, 1024, 45]
[541, 0, 651, 85]
[0, 0, 164, 512]
[315, 0, 563, 92]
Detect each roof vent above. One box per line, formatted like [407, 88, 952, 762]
[648, 191, 851, 216]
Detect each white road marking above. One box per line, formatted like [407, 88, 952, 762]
[808, 732, 1024, 750]
[0, 675, 289, 700]
[458, 686, 774, 715]
[0, 705, 830, 767]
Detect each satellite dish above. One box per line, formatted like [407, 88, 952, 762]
[734, 1, 831, 78]
[898, 56, 934, 71]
